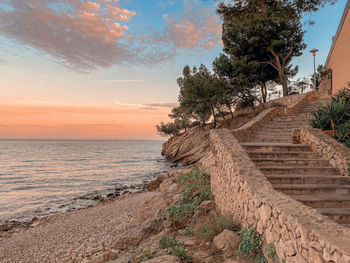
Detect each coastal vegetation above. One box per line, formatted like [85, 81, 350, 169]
[310, 84, 350, 145]
[157, 0, 333, 137]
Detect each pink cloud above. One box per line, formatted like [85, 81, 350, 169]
[0, 0, 140, 71]
[155, 1, 222, 50]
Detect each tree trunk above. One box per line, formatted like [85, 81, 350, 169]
[331, 119, 336, 137]
[278, 68, 288, 97]
[227, 103, 234, 119]
[215, 105, 230, 127]
[211, 105, 216, 129]
[260, 82, 267, 103]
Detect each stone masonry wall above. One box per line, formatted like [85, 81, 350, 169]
[300, 127, 350, 176]
[285, 90, 319, 115]
[232, 90, 319, 142]
[210, 129, 350, 263]
[232, 107, 284, 142]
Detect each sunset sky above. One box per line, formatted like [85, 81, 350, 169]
[0, 0, 347, 140]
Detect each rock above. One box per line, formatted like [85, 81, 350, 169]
[143, 255, 181, 263]
[175, 235, 197, 247]
[213, 229, 242, 258]
[131, 194, 167, 226]
[192, 250, 213, 263]
[199, 200, 215, 212]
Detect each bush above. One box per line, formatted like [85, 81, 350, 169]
[158, 236, 191, 262]
[166, 167, 214, 228]
[237, 228, 267, 263]
[159, 236, 176, 249]
[194, 215, 240, 242]
[168, 244, 190, 261]
[265, 243, 278, 261]
[309, 88, 350, 136]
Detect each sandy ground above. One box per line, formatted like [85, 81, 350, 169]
[0, 191, 157, 263]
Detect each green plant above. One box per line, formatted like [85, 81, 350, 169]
[265, 243, 278, 260]
[237, 228, 267, 263]
[309, 106, 331, 129]
[166, 167, 214, 228]
[159, 236, 176, 249]
[169, 244, 191, 261]
[131, 249, 153, 263]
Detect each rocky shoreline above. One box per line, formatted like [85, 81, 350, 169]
[0, 174, 164, 237]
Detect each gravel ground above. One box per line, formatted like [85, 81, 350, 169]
[0, 191, 157, 263]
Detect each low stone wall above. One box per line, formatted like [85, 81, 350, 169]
[232, 107, 284, 142]
[285, 90, 319, 115]
[210, 129, 350, 263]
[299, 127, 350, 176]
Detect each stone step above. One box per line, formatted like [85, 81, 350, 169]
[269, 120, 307, 125]
[342, 224, 350, 228]
[263, 124, 306, 129]
[260, 166, 338, 175]
[257, 128, 298, 132]
[273, 184, 350, 195]
[316, 208, 350, 224]
[241, 143, 311, 152]
[253, 158, 330, 167]
[253, 134, 291, 139]
[266, 174, 350, 185]
[249, 139, 292, 143]
[247, 151, 318, 159]
[291, 195, 350, 208]
[255, 131, 292, 135]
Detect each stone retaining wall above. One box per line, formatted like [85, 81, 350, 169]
[285, 90, 319, 115]
[299, 127, 350, 176]
[231, 91, 319, 142]
[210, 129, 350, 263]
[232, 107, 284, 142]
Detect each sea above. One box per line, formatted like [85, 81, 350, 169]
[0, 140, 174, 225]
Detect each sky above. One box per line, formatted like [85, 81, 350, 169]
[0, 0, 347, 140]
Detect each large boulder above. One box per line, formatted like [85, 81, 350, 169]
[213, 229, 242, 258]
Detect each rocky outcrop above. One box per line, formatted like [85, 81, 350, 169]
[161, 126, 212, 169]
[213, 230, 242, 258]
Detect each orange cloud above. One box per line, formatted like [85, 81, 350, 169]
[0, 0, 136, 70]
[0, 103, 171, 140]
[155, 1, 222, 50]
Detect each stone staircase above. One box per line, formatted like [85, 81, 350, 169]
[242, 98, 350, 227]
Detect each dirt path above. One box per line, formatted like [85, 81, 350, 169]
[0, 192, 157, 263]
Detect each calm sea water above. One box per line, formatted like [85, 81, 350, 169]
[0, 140, 172, 224]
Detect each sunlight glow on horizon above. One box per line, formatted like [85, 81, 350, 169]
[0, 0, 346, 139]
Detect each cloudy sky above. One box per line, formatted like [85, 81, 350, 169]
[0, 0, 347, 139]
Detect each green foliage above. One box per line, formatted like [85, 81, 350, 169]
[194, 215, 240, 242]
[131, 249, 153, 263]
[309, 106, 331, 130]
[218, 0, 306, 96]
[310, 89, 350, 134]
[237, 228, 267, 263]
[177, 64, 232, 128]
[158, 236, 191, 262]
[165, 167, 214, 228]
[168, 244, 190, 261]
[156, 121, 181, 137]
[265, 243, 278, 260]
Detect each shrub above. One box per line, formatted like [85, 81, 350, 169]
[265, 243, 278, 260]
[194, 215, 240, 242]
[131, 249, 153, 263]
[158, 236, 191, 262]
[237, 228, 267, 263]
[159, 236, 176, 249]
[168, 244, 190, 261]
[166, 167, 214, 228]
